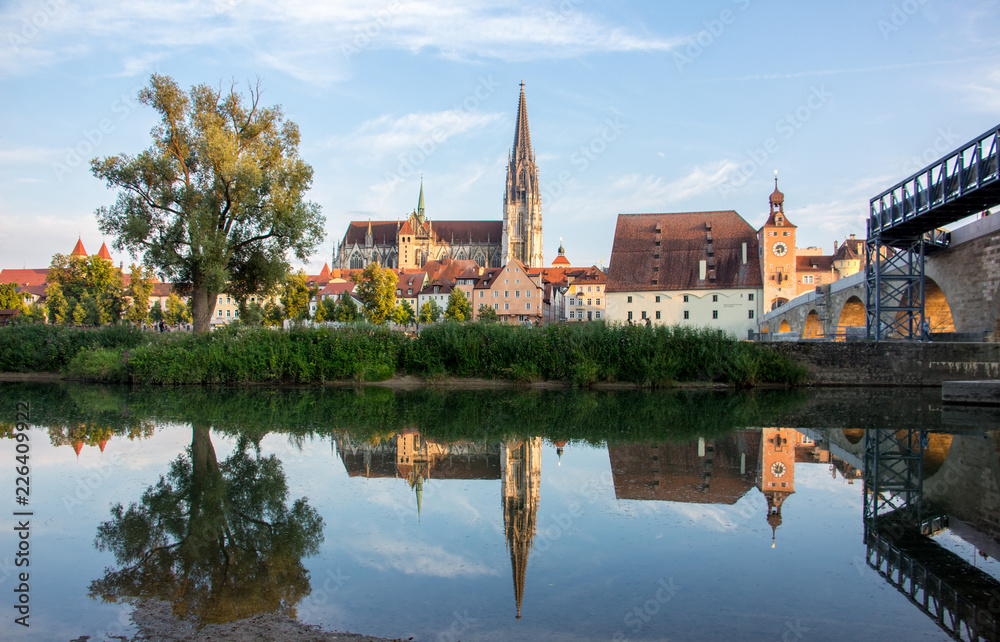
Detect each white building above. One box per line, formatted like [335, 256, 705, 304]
[606, 211, 763, 339]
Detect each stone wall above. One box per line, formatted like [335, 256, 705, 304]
[764, 341, 1000, 386]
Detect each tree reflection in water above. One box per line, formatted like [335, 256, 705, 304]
[89, 425, 324, 626]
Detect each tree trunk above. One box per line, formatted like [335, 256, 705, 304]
[190, 271, 217, 333]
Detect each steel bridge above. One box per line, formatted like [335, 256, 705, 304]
[866, 124, 1000, 340]
[864, 429, 1000, 641]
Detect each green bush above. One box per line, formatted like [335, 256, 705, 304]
[0, 324, 147, 372]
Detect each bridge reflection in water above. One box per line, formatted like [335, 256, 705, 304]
[863, 429, 1000, 642]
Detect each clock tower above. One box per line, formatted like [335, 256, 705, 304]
[758, 174, 797, 311]
[758, 428, 797, 548]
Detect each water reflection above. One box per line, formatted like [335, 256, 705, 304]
[89, 426, 324, 625]
[2, 383, 999, 640]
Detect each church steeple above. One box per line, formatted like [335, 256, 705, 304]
[417, 177, 425, 221]
[502, 83, 543, 268]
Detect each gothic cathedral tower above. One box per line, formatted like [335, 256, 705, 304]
[503, 83, 543, 268]
[758, 174, 797, 311]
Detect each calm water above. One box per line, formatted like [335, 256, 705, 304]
[1, 383, 998, 641]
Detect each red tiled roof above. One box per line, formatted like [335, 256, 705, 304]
[607, 212, 762, 292]
[0, 269, 49, 287]
[151, 283, 174, 297]
[71, 239, 87, 257]
[97, 242, 113, 261]
[796, 255, 834, 272]
[832, 237, 863, 262]
[422, 259, 482, 284]
[396, 271, 425, 294]
[318, 281, 356, 297]
[551, 255, 570, 266]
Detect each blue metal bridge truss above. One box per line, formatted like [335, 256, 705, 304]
[866, 124, 1000, 340]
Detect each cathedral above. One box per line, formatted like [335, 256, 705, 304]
[333, 83, 544, 270]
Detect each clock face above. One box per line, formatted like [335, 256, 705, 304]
[770, 462, 787, 477]
[772, 242, 788, 257]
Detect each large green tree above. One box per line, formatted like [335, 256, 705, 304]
[444, 288, 473, 322]
[281, 270, 313, 322]
[393, 300, 416, 327]
[419, 299, 441, 324]
[91, 74, 324, 332]
[47, 253, 126, 325]
[0, 283, 25, 310]
[164, 292, 192, 326]
[352, 263, 397, 325]
[125, 264, 155, 326]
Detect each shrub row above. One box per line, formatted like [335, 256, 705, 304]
[402, 322, 807, 386]
[2, 321, 807, 386]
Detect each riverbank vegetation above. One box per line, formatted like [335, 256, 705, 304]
[0, 321, 807, 387]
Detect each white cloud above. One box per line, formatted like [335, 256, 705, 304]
[335, 109, 504, 162]
[0, 0, 682, 81]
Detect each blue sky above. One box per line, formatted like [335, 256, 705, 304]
[2, 0, 999, 274]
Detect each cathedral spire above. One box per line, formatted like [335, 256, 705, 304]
[417, 177, 425, 220]
[503, 83, 543, 268]
[512, 81, 533, 163]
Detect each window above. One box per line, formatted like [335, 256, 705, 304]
[595, 311, 601, 319]
[526, 303, 531, 310]
[526, 290, 531, 298]
[408, 288, 413, 295]
[504, 303, 509, 310]
[683, 310, 689, 320]
[595, 298, 601, 306]
[655, 310, 661, 320]
[570, 311, 576, 319]
[218, 296, 223, 304]
[516, 279, 520, 284]
[641, 311, 647, 319]
[803, 275, 814, 284]
[712, 310, 718, 319]
[655, 296, 661, 303]
[504, 291, 509, 297]
[396, 289, 402, 296]
[627, 311, 633, 321]
[479, 291, 483, 298]
[712, 294, 718, 302]
[569, 297, 575, 306]
[627, 296, 633, 303]
[748, 310, 755, 319]
[494, 303, 499, 310]
[515, 290, 520, 298]
[683, 295, 689, 303]
[217, 310, 222, 317]
[226, 296, 231, 305]
[748, 293, 754, 301]
[226, 309, 231, 317]
[494, 291, 499, 298]
[783, 231, 790, 236]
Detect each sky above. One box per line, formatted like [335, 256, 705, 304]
[2, 0, 999, 274]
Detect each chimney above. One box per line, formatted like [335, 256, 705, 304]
[833, 240, 838, 253]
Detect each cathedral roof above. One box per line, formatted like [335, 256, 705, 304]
[97, 242, 113, 261]
[342, 221, 400, 246]
[428, 220, 502, 245]
[70, 238, 87, 257]
[607, 211, 762, 292]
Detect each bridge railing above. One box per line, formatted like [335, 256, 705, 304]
[869, 124, 1000, 240]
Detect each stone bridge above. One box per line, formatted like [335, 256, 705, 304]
[759, 214, 1000, 340]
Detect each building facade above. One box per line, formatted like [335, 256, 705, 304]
[606, 211, 763, 338]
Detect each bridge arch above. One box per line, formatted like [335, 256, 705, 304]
[778, 320, 791, 333]
[836, 296, 865, 338]
[803, 310, 823, 339]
